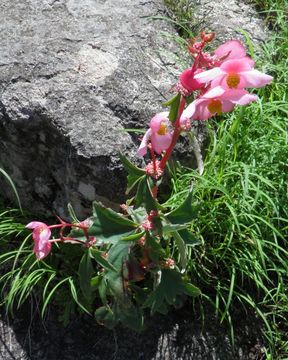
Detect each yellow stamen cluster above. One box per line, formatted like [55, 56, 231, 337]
[207, 99, 222, 115]
[157, 123, 167, 136]
[226, 73, 240, 88]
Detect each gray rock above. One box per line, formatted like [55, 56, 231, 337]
[0, 0, 181, 218]
[0, 305, 265, 360]
[191, 0, 269, 47]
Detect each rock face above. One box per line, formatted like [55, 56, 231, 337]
[0, 305, 265, 360]
[0, 0, 270, 218]
[0, 0, 179, 218]
[191, 0, 269, 46]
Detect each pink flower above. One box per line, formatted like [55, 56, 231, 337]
[182, 86, 258, 121]
[194, 57, 273, 90]
[214, 40, 247, 62]
[137, 112, 172, 156]
[178, 68, 204, 96]
[26, 221, 52, 260]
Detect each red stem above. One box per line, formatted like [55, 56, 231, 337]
[159, 43, 206, 171]
[159, 96, 186, 170]
[149, 145, 157, 173]
[50, 237, 84, 244]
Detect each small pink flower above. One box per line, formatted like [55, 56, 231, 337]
[183, 86, 258, 121]
[194, 57, 272, 90]
[137, 112, 172, 156]
[178, 68, 204, 96]
[26, 221, 52, 260]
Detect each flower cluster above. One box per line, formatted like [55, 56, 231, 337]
[138, 33, 272, 161]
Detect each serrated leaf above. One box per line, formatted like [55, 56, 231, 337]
[105, 240, 132, 298]
[78, 250, 94, 299]
[143, 269, 199, 314]
[145, 232, 166, 263]
[90, 249, 117, 272]
[119, 153, 146, 194]
[167, 191, 198, 224]
[127, 206, 147, 224]
[168, 93, 181, 123]
[70, 203, 138, 245]
[135, 177, 158, 212]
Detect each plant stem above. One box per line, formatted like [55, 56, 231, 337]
[159, 96, 186, 170]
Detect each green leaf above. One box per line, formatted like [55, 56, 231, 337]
[98, 276, 107, 304]
[177, 229, 200, 247]
[173, 231, 187, 269]
[119, 153, 146, 194]
[184, 282, 201, 297]
[162, 222, 188, 234]
[145, 232, 165, 263]
[127, 206, 147, 224]
[121, 231, 145, 242]
[116, 301, 144, 330]
[90, 249, 117, 272]
[95, 306, 117, 329]
[143, 269, 200, 314]
[135, 176, 158, 212]
[105, 240, 132, 298]
[167, 191, 198, 224]
[67, 203, 79, 223]
[163, 93, 180, 107]
[70, 203, 138, 245]
[78, 250, 94, 299]
[168, 93, 181, 123]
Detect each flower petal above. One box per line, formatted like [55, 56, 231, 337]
[194, 67, 225, 84]
[182, 101, 196, 119]
[202, 86, 226, 99]
[39, 227, 52, 242]
[179, 68, 204, 92]
[220, 89, 258, 105]
[26, 221, 46, 229]
[221, 100, 235, 112]
[137, 129, 152, 157]
[192, 99, 211, 120]
[220, 58, 254, 73]
[150, 112, 169, 132]
[239, 70, 273, 88]
[151, 132, 172, 154]
[34, 241, 52, 260]
[214, 40, 246, 60]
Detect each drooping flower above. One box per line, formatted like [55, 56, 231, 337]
[182, 86, 258, 121]
[194, 57, 273, 90]
[26, 221, 52, 260]
[137, 112, 172, 156]
[178, 68, 204, 96]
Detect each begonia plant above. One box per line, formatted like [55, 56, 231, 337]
[25, 32, 272, 329]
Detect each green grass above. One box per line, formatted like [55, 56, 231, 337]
[164, 0, 288, 358]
